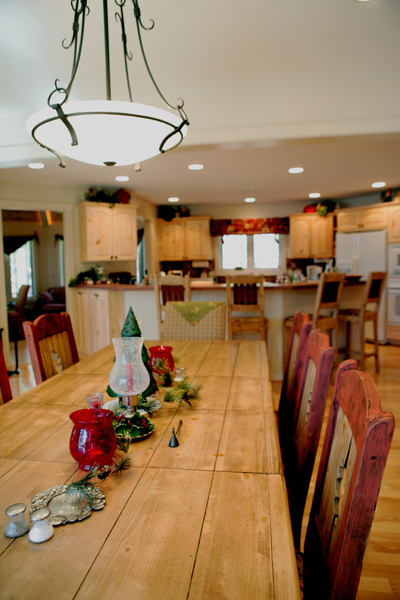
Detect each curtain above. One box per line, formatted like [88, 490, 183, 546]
[3, 233, 39, 255]
[210, 218, 289, 237]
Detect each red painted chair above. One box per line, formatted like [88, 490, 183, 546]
[23, 312, 79, 385]
[281, 329, 335, 548]
[0, 340, 13, 404]
[302, 368, 394, 600]
[278, 311, 312, 428]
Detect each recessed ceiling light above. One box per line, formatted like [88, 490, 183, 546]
[288, 167, 304, 174]
[309, 193, 321, 198]
[168, 197, 179, 203]
[244, 197, 256, 203]
[188, 164, 204, 170]
[115, 175, 129, 182]
[353, 0, 373, 3]
[372, 182, 386, 188]
[28, 163, 44, 169]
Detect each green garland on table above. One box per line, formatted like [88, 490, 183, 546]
[163, 376, 203, 407]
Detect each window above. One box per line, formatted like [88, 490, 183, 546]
[7, 241, 35, 300]
[219, 233, 283, 274]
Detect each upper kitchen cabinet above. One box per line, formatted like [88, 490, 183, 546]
[78, 201, 137, 262]
[289, 213, 334, 259]
[336, 205, 386, 233]
[387, 204, 400, 242]
[158, 216, 213, 261]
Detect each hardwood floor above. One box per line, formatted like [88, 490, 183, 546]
[6, 340, 400, 599]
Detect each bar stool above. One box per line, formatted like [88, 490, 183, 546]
[284, 272, 345, 366]
[226, 275, 267, 341]
[338, 271, 387, 372]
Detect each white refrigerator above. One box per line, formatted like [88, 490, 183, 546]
[335, 230, 387, 343]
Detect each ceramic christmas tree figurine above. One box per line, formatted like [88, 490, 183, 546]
[107, 307, 158, 399]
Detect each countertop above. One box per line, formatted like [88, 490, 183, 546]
[74, 279, 365, 292]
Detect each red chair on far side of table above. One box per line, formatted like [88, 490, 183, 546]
[302, 368, 394, 600]
[0, 340, 12, 404]
[23, 312, 79, 385]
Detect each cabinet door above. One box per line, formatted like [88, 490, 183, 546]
[336, 210, 362, 232]
[311, 215, 334, 258]
[159, 220, 185, 261]
[388, 205, 400, 243]
[92, 291, 110, 351]
[84, 205, 114, 261]
[112, 207, 137, 260]
[184, 219, 213, 260]
[290, 216, 311, 258]
[361, 207, 386, 231]
[75, 289, 95, 356]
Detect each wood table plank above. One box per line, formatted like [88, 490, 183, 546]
[149, 409, 225, 471]
[0, 463, 145, 600]
[189, 471, 277, 600]
[227, 376, 265, 410]
[74, 469, 213, 600]
[10, 374, 94, 406]
[191, 375, 232, 410]
[216, 411, 270, 473]
[0, 404, 72, 460]
[0, 402, 38, 433]
[196, 341, 239, 377]
[233, 340, 268, 378]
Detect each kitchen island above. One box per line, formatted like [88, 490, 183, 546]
[74, 280, 365, 380]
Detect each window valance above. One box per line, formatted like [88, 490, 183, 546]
[210, 218, 289, 237]
[3, 233, 39, 255]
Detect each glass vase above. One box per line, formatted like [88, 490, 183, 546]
[108, 337, 150, 413]
[69, 408, 117, 471]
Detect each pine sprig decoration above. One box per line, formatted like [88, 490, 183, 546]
[164, 376, 203, 407]
[112, 455, 133, 473]
[158, 368, 174, 387]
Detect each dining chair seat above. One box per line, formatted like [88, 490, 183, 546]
[301, 368, 394, 600]
[23, 312, 79, 385]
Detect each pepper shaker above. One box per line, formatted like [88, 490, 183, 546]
[29, 507, 54, 543]
[4, 503, 30, 538]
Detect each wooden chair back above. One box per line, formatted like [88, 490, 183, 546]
[23, 312, 79, 385]
[313, 272, 345, 364]
[154, 274, 191, 339]
[279, 311, 312, 427]
[282, 329, 335, 547]
[14, 284, 30, 316]
[0, 341, 12, 405]
[361, 271, 387, 319]
[304, 368, 394, 600]
[226, 275, 267, 341]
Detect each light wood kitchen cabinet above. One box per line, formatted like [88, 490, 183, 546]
[78, 201, 137, 262]
[336, 206, 386, 232]
[158, 216, 213, 261]
[74, 288, 124, 356]
[289, 213, 334, 259]
[387, 204, 400, 242]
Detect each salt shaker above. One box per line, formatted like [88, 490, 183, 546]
[28, 507, 54, 543]
[4, 503, 30, 538]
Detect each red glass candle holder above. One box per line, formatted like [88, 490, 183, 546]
[69, 409, 117, 471]
[149, 345, 175, 374]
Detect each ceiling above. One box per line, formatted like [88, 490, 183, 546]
[1, 0, 399, 206]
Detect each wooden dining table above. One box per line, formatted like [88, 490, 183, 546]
[0, 340, 301, 600]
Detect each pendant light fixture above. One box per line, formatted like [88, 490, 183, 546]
[26, 0, 189, 168]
